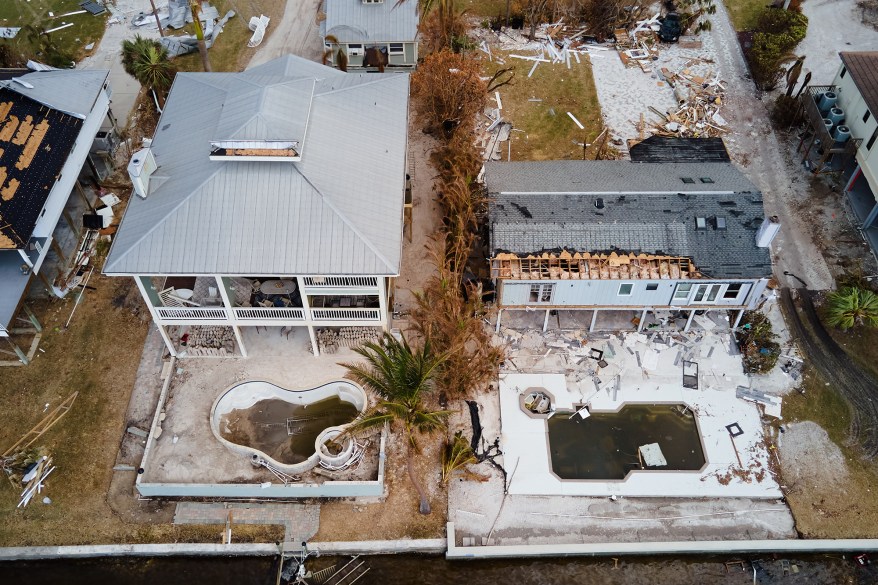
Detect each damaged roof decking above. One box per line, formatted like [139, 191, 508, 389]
[0, 88, 83, 249]
[322, 0, 419, 43]
[487, 161, 772, 279]
[104, 55, 410, 276]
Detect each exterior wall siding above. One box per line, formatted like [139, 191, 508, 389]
[832, 65, 878, 192]
[331, 42, 417, 68]
[499, 278, 767, 309]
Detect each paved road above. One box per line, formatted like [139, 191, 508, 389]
[708, 1, 834, 291]
[780, 287, 878, 458]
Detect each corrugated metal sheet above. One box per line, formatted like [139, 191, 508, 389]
[322, 0, 418, 43]
[0, 69, 108, 119]
[104, 56, 408, 276]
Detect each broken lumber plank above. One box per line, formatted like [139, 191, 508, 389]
[567, 112, 585, 130]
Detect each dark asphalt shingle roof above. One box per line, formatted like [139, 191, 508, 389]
[487, 161, 773, 279]
[629, 136, 731, 163]
[840, 52, 878, 118]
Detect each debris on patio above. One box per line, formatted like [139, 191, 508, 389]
[313, 327, 382, 354]
[182, 325, 236, 356]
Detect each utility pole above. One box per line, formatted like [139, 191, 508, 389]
[149, 0, 164, 37]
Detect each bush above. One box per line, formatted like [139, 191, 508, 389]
[746, 8, 808, 90]
[824, 287, 878, 331]
[736, 311, 781, 374]
[771, 94, 803, 126]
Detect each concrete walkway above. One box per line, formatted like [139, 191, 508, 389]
[174, 502, 320, 543]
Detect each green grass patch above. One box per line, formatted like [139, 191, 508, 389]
[0, 0, 107, 63]
[482, 51, 603, 161]
[722, 0, 767, 30]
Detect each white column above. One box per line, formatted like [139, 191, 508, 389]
[684, 309, 696, 332]
[214, 276, 234, 317]
[589, 309, 599, 332]
[134, 275, 177, 357]
[296, 276, 311, 318]
[543, 309, 550, 332]
[495, 308, 503, 333]
[308, 324, 319, 357]
[732, 309, 745, 330]
[637, 308, 648, 332]
[378, 276, 389, 331]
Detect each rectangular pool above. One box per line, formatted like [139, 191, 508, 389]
[547, 404, 706, 480]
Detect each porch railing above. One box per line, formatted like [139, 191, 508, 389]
[302, 276, 378, 288]
[310, 308, 382, 321]
[156, 307, 228, 320]
[233, 307, 305, 320]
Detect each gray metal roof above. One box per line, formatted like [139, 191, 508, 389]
[322, 0, 418, 43]
[0, 69, 108, 119]
[104, 55, 409, 276]
[486, 160, 757, 195]
[488, 161, 772, 279]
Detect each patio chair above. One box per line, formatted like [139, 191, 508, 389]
[159, 287, 200, 307]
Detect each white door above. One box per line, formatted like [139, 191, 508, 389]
[691, 283, 722, 303]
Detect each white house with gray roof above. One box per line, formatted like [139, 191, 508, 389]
[104, 55, 409, 357]
[322, 0, 418, 70]
[487, 161, 778, 332]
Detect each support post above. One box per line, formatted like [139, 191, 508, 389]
[22, 304, 42, 332]
[732, 309, 745, 330]
[157, 323, 177, 358]
[6, 339, 28, 365]
[684, 309, 696, 332]
[801, 133, 817, 163]
[378, 276, 389, 332]
[134, 275, 177, 357]
[589, 309, 598, 333]
[864, 202, 878, 230]
[231, 325, 247, 358]
[637, 308, 648, 332]
[844, 165, 862, 193]
[495, 308, 503, 333]
[296, 276, 312, 319]
[307, 324, 319, 357]
[50, 238, 67, 265]
[62, 208, 81, 239]
[543, 309, 550, 332]
[75, 181, 94, 212]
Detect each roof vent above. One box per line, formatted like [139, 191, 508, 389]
[595, 197, 605, 209]
[681, 177, 695, 184]
[716, 216, 727, 230]
[128, 147, 157, 199]
[695, 217, 707, 230]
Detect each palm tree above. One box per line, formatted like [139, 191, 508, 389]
[825, 287, 878, 331]
[342, 333, 451, 515]
[121, 35, 175, 107]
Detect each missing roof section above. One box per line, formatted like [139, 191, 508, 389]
[209, 139, 301, 161]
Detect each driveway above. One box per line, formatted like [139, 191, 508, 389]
[247, 0, 323, 68]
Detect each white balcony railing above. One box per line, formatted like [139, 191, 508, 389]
[156, 307, 228, 320]
[310, 308, 382, 321]
[303, 276, 378, 287]
[233, 307, 305, 320]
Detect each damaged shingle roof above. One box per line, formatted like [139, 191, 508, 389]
[487, 161, 772, 279]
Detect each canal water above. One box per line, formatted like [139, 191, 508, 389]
[0, 553, 872, 584]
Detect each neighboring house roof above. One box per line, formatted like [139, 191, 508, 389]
[840, 52, 878, 117]
[629, 136, 731, 163]
[0, 69, 108, 249]
[322, 0, 418, 43]
[487, 161, 772, 279]
[104, 55, 409, 277]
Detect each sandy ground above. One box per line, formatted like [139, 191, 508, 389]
[778, 421, 849, 494]
[247, 0, 323, 68]
[797, 0, 878, 84]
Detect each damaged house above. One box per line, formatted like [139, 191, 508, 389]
[322, 0, 418, 70]
[487, 160, 778, 332]
[103, 55, 409, 358]
[0, 68, 115, 354]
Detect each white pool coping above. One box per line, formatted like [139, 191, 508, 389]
[499, 372, 781, 498]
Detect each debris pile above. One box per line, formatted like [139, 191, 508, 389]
[314, 327, 381, 354]
[184, 326, 236, 356]
[2, 449, 56, 508]
[646, 60, 728, 138]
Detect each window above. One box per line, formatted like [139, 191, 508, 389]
[723, 283, 743, 299]
[840, 66, 847, 78]
[700, 177, 714, 184]
[388, 43, 405, 55]
[529, 284, 554, 303]
[868, 127, 878, 151]
[673, 284, 692, 301]
[865, 110, 872, 124]
[692, 283, 722, 303]
[646, 283, 658, 291]
[681, 177, 695, 184]
[618, 283, 634, 296]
